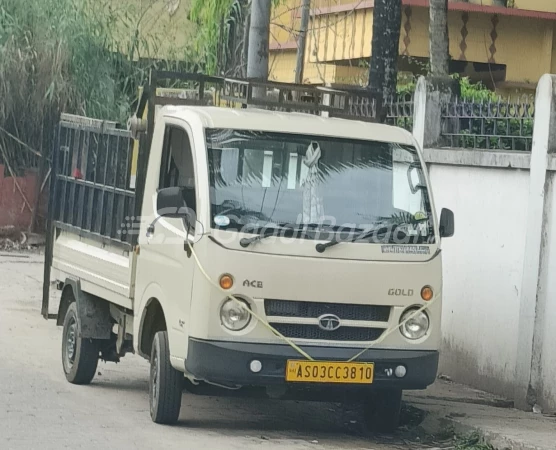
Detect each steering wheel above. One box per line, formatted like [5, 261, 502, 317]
[216, 201, 268, 226]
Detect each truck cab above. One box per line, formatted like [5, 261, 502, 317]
[42, 73, 454, 433]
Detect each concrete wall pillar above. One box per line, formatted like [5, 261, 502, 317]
[515, 74, 556, 409]
[412, 76, 455, 149]
[413, 76, 441, 150]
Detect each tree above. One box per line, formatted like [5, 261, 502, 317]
[190, 0, 249, 76]
[295, 0, 311, 84]
[247, 0, 272, 81]
[368, 0, 402, 99]
[429, 0, 450, 78]
[191, 0, 272, 81]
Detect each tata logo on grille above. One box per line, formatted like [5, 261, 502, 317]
[318, 314, 341, 331]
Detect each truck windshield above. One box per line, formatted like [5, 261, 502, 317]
[206, 129, 434, 243]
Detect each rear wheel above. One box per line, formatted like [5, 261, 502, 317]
[149, 331, 182, 424]
[363, 389, 402, 433]
[61, 302, 99, 384]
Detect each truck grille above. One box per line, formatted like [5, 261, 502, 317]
[264, 299, 391, 322]
[271, 324, 384, 342]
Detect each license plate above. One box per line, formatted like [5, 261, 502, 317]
[286, 360, 374, 384]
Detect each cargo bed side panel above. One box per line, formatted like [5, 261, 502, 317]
[52, 231, 133, 309]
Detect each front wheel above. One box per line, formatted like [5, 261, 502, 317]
[363, 389, 402, 433]
[149, 331, 183, 424]
[61, 302, 99, 385]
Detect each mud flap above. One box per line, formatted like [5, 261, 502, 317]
[60, 278, 112, 340]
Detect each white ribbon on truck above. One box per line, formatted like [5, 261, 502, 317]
[302, 142, 324, 224]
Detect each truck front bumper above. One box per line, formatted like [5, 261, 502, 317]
[185, 338, 438, 391]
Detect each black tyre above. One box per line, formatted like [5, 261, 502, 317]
[62, 302, 99, 385]
[149, 331, 182, 424]
[363, 389, 402, 433]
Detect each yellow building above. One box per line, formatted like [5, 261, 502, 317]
[269, 0, 556, 94]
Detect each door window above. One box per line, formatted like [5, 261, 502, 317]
[159, 126, 197, 217]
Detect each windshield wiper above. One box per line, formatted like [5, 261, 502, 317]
[315, 224, 406, 253]
[239, 224, 301, 248]
[240, 224, 369, 249]
[240, 223, 347, 248]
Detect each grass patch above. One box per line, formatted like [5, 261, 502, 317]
[455, 432, 494, 450]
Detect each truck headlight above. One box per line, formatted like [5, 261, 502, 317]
[400, 308, 429, 340]
[220, 298, 251, 331]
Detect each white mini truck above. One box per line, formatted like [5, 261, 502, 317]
[42, 73, 454, 432]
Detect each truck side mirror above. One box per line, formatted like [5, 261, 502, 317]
[156, 187, 189, 218]
[439, 208, 454, 238]
[407, 163, 426, 194]
[147, 187, 192, 237]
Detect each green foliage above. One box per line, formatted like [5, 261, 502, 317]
[0, 0, 113, 171]
[0, 0, 198, 172]
[396, 75, 417, 97]
[190, 0, 238, 75]
[191, 0, 285, 76]
[455, 432, 494, 450]
[390, 73, 416, 131]
[457, 76, 499, 102]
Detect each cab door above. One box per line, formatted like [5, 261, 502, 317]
[135, 118, 199, 365]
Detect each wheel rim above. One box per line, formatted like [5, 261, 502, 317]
[63, 316, 77, 371]
[150, 350, 159, 411]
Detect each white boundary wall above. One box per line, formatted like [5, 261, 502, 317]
[413, 75, 556, 411]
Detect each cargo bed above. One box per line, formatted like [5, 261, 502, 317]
[42, 114, 137, 315]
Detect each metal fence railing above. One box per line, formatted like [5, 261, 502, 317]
[220, 78, 384, 122]
[440, 97, 535, 151]
[385, 94, 414, 133]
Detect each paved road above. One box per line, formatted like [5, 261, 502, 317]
[0, 253, 428, 450]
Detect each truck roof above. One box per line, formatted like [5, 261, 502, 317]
[164, 106, 416, 147]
